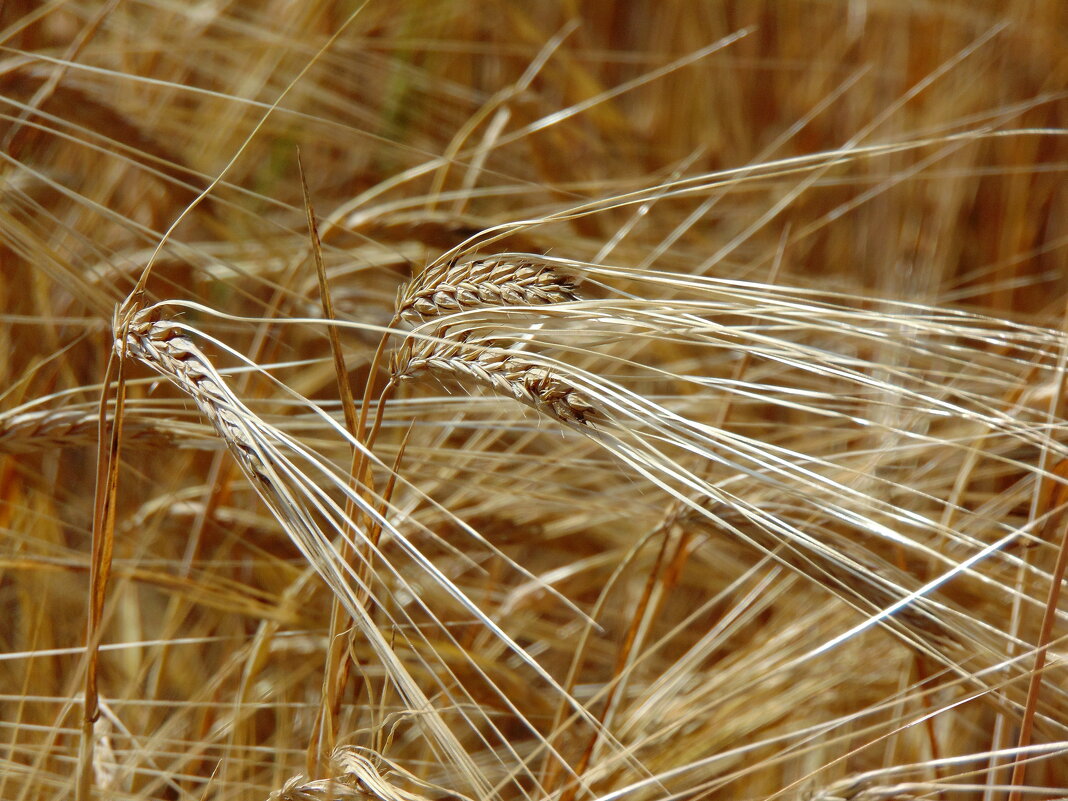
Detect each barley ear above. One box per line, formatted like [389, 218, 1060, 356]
[398, 254, 580, 321]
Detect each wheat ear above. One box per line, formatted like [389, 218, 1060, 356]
[397, 254, 580, 321]
[391, 334, 596, 425]
[805, 776, 922, 801]
[269, 746, 468, 801]
[120, 316, 276, 482]
[0, 406, 208, 454]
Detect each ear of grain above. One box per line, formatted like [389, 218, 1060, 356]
[806, 776, 921, 801]
[269, 746, 458, 801]
[0, 406, 209, 454]
[398, 255, 580, 322]
[90, 717, 123, 796]
[121, 317, 274, 482]
[391, 334, 596, 425]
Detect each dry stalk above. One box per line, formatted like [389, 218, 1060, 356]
[391, 334, 596, 425]
[397, 254, 580, 322]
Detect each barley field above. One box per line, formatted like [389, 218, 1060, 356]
[3, 2, 1068, 800]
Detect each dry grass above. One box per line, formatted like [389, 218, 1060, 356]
[3, 2, 1068, 801]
